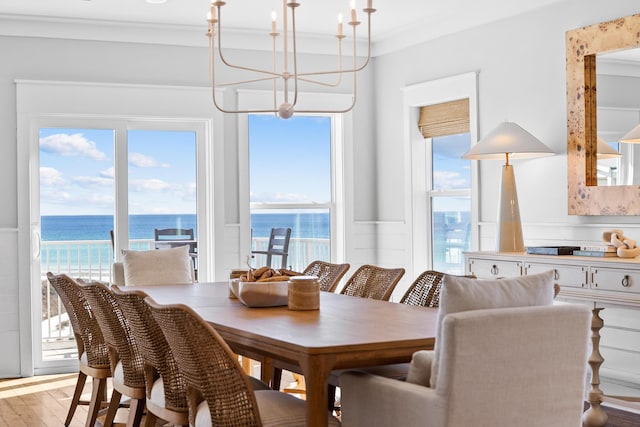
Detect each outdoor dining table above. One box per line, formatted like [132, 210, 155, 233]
[133, 281, 438, 427]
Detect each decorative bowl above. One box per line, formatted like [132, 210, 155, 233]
[235, 280, 289, 307]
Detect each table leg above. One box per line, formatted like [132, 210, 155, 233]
[582, 305, 608, 427]
[299, 355, 335, 427]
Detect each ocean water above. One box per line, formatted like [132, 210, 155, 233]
[41, 212, 330, 241]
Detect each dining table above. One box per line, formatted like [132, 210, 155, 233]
[133, 281, 438, 427]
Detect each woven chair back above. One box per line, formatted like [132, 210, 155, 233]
[399, 270, 445, 307]
[340, 264, 405, 301]
[46, 273, 110, 368]
[111, 286, 187, 411]
[146, 298, 263, 427]
[79, 281, 146, 388]
[302, 260, 350, 292]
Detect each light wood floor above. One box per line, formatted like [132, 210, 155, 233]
[0, 373, 159, 427]
[2, 373, 640, 427]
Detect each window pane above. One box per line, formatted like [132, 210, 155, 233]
[432, 196, 471, 274]
[251, 209, 330, 271]
[249, 115, 331, 204]
[432, 133, 471, 191]
[39, 127, 115, 361]
[127, 130, 197, 251]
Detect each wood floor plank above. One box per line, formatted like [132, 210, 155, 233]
[2, 373, 639, 427]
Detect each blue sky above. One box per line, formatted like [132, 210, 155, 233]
[39, 128, 196, 215]
[249, 114, 331, 203]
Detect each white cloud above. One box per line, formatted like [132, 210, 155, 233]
[250, 191, 312, 203]
[100, 167, 115, 178]
[73, 176, 114, 186]
[40, 133, 108, 160]
[130, 178, 171, 192]
[433, 171, 470, 190]
[40, 167, 65, 186]
[129, 152, 170, 168]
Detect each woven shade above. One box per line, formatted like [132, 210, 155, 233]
[419, 98, 469, 138]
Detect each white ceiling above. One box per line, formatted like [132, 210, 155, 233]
[0, 0, 570, 54]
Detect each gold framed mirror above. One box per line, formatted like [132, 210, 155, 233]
[567, 13, 640, 215]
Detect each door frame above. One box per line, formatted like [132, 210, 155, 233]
[16, 80, 218, 375]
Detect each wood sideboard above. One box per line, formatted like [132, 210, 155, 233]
[463, 251, 640, 427]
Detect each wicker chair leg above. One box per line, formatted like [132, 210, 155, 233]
[127, 397, 145, 427]
[86, 377, 108, 427]
[143, 410, 158, 427]
[103, 389, 122, 427]
[65, 371, 87, 426]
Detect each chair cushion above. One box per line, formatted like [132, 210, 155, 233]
[429, 270, 555, 387]
[122, 246, 193, 286]
[194, 390, 341, 427]
[405, 350, 434, 386]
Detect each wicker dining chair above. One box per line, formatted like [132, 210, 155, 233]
[302, 260, 350, 293]
[146, 297, 341, 427]
[79, 281, 146, 427]
[399, 270, 445, 307]
[46, 273, 112, 427]
[339, 264, 405, 301]
[110, 286, 189, 427]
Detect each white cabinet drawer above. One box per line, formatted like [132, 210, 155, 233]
[523, 262, 588, 289]
[467, 258, 521, 279]
[591, 268, 640, 294]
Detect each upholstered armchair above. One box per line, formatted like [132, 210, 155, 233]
[340, 272, 591, 427]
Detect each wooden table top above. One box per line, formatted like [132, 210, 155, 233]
[133, 281, 438, 426]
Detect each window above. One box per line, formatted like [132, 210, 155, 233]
[248, 114, 334, 271]
[405, 72, 478, 277]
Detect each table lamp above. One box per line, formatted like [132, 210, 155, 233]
[463, 122, 554, 252]
[597, 137, 622, 158]
[621, 124, 640, 143]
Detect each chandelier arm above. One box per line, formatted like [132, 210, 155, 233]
[216, 76, 279, 87]
[288, 2, 299, 109]
[214, 7, 281, 78]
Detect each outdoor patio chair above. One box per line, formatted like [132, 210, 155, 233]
[251, 227, 291, 269]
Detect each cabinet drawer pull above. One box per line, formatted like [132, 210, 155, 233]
[490, 265, 499, 275]
[622, 275, 630, 288]
[553, 269, 560, 280]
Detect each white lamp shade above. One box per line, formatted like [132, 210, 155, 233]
[621, 124, 640, 143]
[597, 137, 622, 159]
[462, 122, 554, 160]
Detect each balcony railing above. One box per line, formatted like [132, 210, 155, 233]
[40, 237, 330, 360]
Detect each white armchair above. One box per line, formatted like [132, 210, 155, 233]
[340, 272, 591, 427]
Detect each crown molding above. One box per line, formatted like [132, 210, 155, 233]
[0, 13, 371, 56]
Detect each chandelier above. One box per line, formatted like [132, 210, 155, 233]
[206, 0, 376, 119]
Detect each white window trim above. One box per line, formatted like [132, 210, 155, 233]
[402, 72, 479, 278]
[236, 89, 350, 264]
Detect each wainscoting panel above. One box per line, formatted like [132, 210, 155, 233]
[0, 228, 21, 377]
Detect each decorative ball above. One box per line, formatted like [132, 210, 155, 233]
[278, 103, 294, 119]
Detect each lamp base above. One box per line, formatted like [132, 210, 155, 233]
[497, 164, 524, 252]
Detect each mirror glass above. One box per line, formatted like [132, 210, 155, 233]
[596, 49, 640, 186]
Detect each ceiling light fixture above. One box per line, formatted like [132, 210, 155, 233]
[206, 0, 376, 119]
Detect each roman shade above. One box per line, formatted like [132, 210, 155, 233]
[418, 98, 469, 138]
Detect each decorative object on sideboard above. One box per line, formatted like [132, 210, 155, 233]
[463, 122, 554, 252]
[603, 229, 640, 258]
[205, 0, 376, 118]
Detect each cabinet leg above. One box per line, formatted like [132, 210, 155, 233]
[582, 306, 608, 427]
